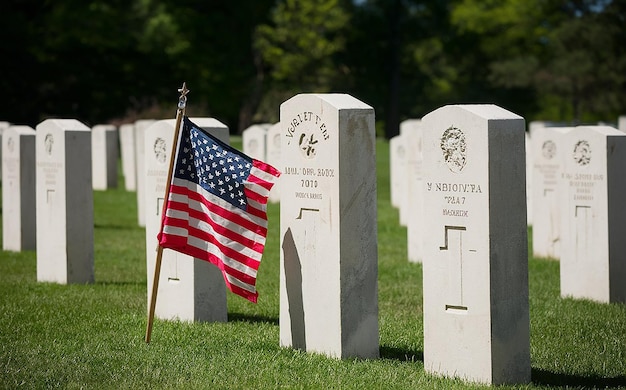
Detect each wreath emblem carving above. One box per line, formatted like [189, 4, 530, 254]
[573, 140, 591, 166]
[440, 126, 466, 173]
[542, 140, 556, 160]
[153, 137, 167, 164]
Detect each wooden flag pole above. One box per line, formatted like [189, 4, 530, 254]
[145, 82, 189, 343]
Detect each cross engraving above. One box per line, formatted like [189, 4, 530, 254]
[440, 225, 468, 312]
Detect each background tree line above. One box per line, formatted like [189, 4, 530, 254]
[1, 0, 624, 138]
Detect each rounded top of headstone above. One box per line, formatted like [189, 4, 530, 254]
[119, 123, 134, 131]
[399, 119, 421, 135]
[135, 119, 157, 131]
[7, 125, 35, 135]
[36, 118, 90, 132]
[243, 124, 270, 135]
[189, 117, 228, 132]
[281, 93, 373, 111]
[572, 125, 625, 137]
[92, 124, 117, 132]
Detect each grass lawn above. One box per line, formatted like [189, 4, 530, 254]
[1, 138, 625, 389]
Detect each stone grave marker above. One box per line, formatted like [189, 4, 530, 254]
[145, 117, 230, 322]
[36, 119, 94, 284]
[422, 105, 530, 385]
[530, 126, 573, 259]
[91, 124, 118, 190]
[2, 125, 36, 251]
[618, 115, 626, 133]
[389, 133, 406, 212]
[404, 119, 424, 263]
[135, 119, 156, 227]
[242, 123, 270, 162]
[559, 125, 626, 303]
[279, 93, 379, 359]
[119, 123, 136, 191]
[266, 122, 282, 203]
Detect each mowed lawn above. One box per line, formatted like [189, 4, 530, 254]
[1, 137, 625, 389]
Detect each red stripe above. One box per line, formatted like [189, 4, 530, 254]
[246, 173, 274, 191]
[161, 213, 264, 268]
[253, 159, 281, 177]
[170, 184, 268, 236]
[165, 198, 266, 254]
[245, 186, 269, 205]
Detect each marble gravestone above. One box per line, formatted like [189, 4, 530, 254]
[242, 123, 270, 162]
[279, 93, 379, 359]
[0, 122, 10, 182]
[266, 122, 282, 203]
[618, 116, 626, 133]
[399, 119, 421, 228]
[389, 133, 406, 213]
[135, 119, 156, 227]
[145, 118, 230, 322]
[559, 126, 626, 303]
[36, 119, 94, 284]
[422, 105, 530, 385]
[403, 119, 424, 263]
[91, 124, 118, 190]
[2, 125, 36, 251]
[119, 123, 137, 191]
[530, 126, 573, 259]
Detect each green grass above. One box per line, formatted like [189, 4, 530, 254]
[1, 139, 625, 389]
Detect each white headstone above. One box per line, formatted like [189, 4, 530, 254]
[422, 105, 530, 385]
[145, 117, 230, 322]
[389, 134, 406, 212]
[119, 123, 137, 191]
[559, 125, 626, 303]
[242, 123, 270, 162]
[405, 120, 424, 263]
[135, 119, 156, 227]
[618, 115, 626, 133]
[279, 94, 379, 359]
[2, 125, 36, 251]
[525, 131, 532, 226]
[531, 126, 573, 259]
[0, 122, 10, 182]
[36, 119, 94, 284]
[91, 124, 118, 190]
[266, 122, 282, 203]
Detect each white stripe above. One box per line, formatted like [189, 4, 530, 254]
[186, 235, 259, 277]
[224, 272, 256, 293]
[251, 166, 280, 182]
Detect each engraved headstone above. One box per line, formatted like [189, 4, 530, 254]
[2, 125, 36, 251]
[422, 105, 530, 385]
[404, 119, 424, 263]
[36, 119, 94, 284]
[266, 122, 282, 203]
[242, 124, 270, 162]
[145, 118, 230, 322]
[559, 125, 626, 303]
[119, 123, 137, 191]
[135, 119, 156, 227]
[91, 124, 118, 190]
[280, 94, 379, 359]
[531, 126, 573, 259]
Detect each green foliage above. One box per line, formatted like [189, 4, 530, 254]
[1, 141, 626, 388]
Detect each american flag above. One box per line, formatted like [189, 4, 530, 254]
[158, 116, 280, 303]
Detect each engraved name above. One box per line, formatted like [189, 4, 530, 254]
[426, 182, 483, 193]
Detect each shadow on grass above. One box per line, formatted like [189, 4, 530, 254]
[380, 345, 424, 363]
[95, 280, 146, 287]
[228, 312, 279, 326]
[532, 368, 626, 388]
[94, 223, 144, 231]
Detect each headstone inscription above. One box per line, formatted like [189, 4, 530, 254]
[404, 119, 424, 263]
[91, 124, 118, 190]
[36, 119, 94, 284]
[530, 126, 573, 259]
[242, 123, 270, 162]
[422, 105, 530, 385]
[266, 122, 282, 203]
[135, 119, 156, 227]
[119, 123, 137, 191]
[2, 125, 36, 251]
[279, 94, 379, 359]
[559, 126, 626, 303]
[145, 118, 230, 322]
